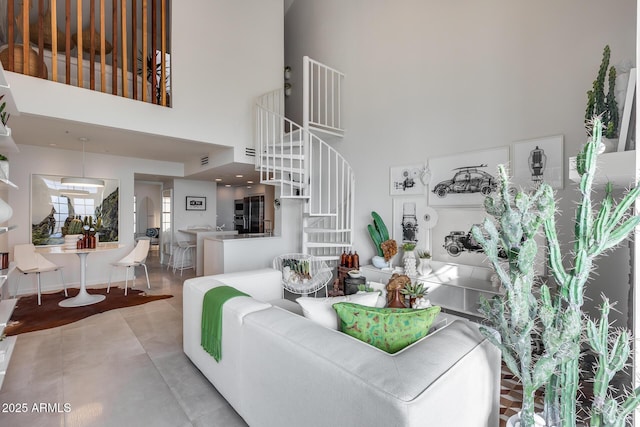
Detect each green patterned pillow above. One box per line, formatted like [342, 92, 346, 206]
[332, 302, 441, 354]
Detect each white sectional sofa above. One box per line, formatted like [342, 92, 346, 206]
[183, 268, 501, 427]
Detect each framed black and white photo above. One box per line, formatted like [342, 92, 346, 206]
[390, 164, 428, 196]
[428, 147, 509, 207]
[511, 135, 563, 190]
[186, 196, 206, 211]
[392, 197, 426, 248]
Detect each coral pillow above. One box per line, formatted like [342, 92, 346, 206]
[296, 293, 379, 330]
[332, 303, 441, 354]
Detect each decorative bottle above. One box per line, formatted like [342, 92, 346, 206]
[352, 251, 360, 270]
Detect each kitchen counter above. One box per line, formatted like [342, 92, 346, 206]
[178, 229, 238, 276]
[203, 233, 292, 276]
[207, 233, 274, 241]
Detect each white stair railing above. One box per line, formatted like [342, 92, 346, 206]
[256, 58, 352, 262]
[303, 56, 345, 137]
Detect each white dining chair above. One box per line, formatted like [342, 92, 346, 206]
[14, 243, 67, 305]
[107, 239, 151, 296]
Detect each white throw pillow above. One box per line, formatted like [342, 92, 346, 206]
[296, 293, 380, 330]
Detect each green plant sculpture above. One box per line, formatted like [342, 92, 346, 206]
[586, 45, 619, 139]
[472, 117, 640, 427]
[367, 211, 389, 257]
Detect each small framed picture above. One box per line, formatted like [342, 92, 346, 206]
[511, 135, 563, 190]
[186, 196, 206, 211]
[390, 164, 428, 196]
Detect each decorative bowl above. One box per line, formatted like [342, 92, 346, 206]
[348, 270, 361, 278]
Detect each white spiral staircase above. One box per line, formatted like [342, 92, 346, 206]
[255, 57, 354, 263]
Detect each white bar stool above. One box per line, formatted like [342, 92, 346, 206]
[173, 240, 196, 276]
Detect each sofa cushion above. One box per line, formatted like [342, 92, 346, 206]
[333, 303, 441, 354]
[296, 293, 379, 330]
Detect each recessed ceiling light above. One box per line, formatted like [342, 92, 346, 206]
[225, 184, 231, 187]
[247, 180, 254, 184]
[235, 174, 243, 178]
[247, 186, 252, 189]
[214, 178, 222, 182]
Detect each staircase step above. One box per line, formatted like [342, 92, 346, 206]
[260, 153, 304, 161]
[311, 255, 342, 262]
[307, 212, 337, 217]
[304, 227, 352, 233]
[265, 141, 303, 151]
[306, 242, 352, 248]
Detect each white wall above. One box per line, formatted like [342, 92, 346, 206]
[285, 0, 636, 323]
[8, 0, 284, 164]
[135, 181, 162, 233]
[7, 143, 183, 294]
[172, 179, 218, 234]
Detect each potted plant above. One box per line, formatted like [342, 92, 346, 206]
[401, 242, 417, 276]
[0, 153, 8, 181]
[367, 211, 398, 268]
[416, 249, 432, 276]
[585, 45, 619, 151]
[471, 117, 640, 427]
[400, 281, 426, 308]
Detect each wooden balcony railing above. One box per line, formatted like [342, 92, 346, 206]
[2, 0, 170, 107]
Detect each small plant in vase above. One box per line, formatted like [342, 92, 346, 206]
[0, 153, 8, 181]
[416, 249, 432, 276]
[402, 242, 417, 277]
[400, 282, 426, 308]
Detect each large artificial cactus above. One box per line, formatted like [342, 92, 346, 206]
[473, 118, 640, 427]
[471, 165, 562, 427]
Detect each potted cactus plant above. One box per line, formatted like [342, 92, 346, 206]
[0, 153, 8, 181]
[472, 117, 640, 427]
[585, 45, 619, 151]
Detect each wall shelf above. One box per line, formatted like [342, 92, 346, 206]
[569, 150, 636, 188]
[0, 62, 19, 155]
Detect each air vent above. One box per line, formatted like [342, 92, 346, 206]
[200, 156, 209, 166]
[245, 147, 256, 157]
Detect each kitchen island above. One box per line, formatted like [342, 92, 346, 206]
[203, 233, 294, 276]
[178, 228, 238, 276]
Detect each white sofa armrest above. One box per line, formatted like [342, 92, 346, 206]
[188, 268, 282, 301]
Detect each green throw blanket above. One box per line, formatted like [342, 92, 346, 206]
[201, 285, 249, 362]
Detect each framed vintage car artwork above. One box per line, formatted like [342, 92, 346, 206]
[428, 147, 509, 206]
[431, 207, 546, 274]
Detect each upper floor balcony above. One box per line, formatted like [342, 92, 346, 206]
[0, 0, 170, 107]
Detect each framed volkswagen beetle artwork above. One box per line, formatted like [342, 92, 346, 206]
[428, 147, 509, 206]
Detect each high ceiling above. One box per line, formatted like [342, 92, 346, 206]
[10, 112, 262, 187]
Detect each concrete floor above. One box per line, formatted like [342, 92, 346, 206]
[0, 249, 248, 427]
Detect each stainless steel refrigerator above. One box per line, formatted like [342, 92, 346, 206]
[242, 195, 264, 233]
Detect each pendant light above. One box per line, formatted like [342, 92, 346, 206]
[61, 138, 105, 188]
